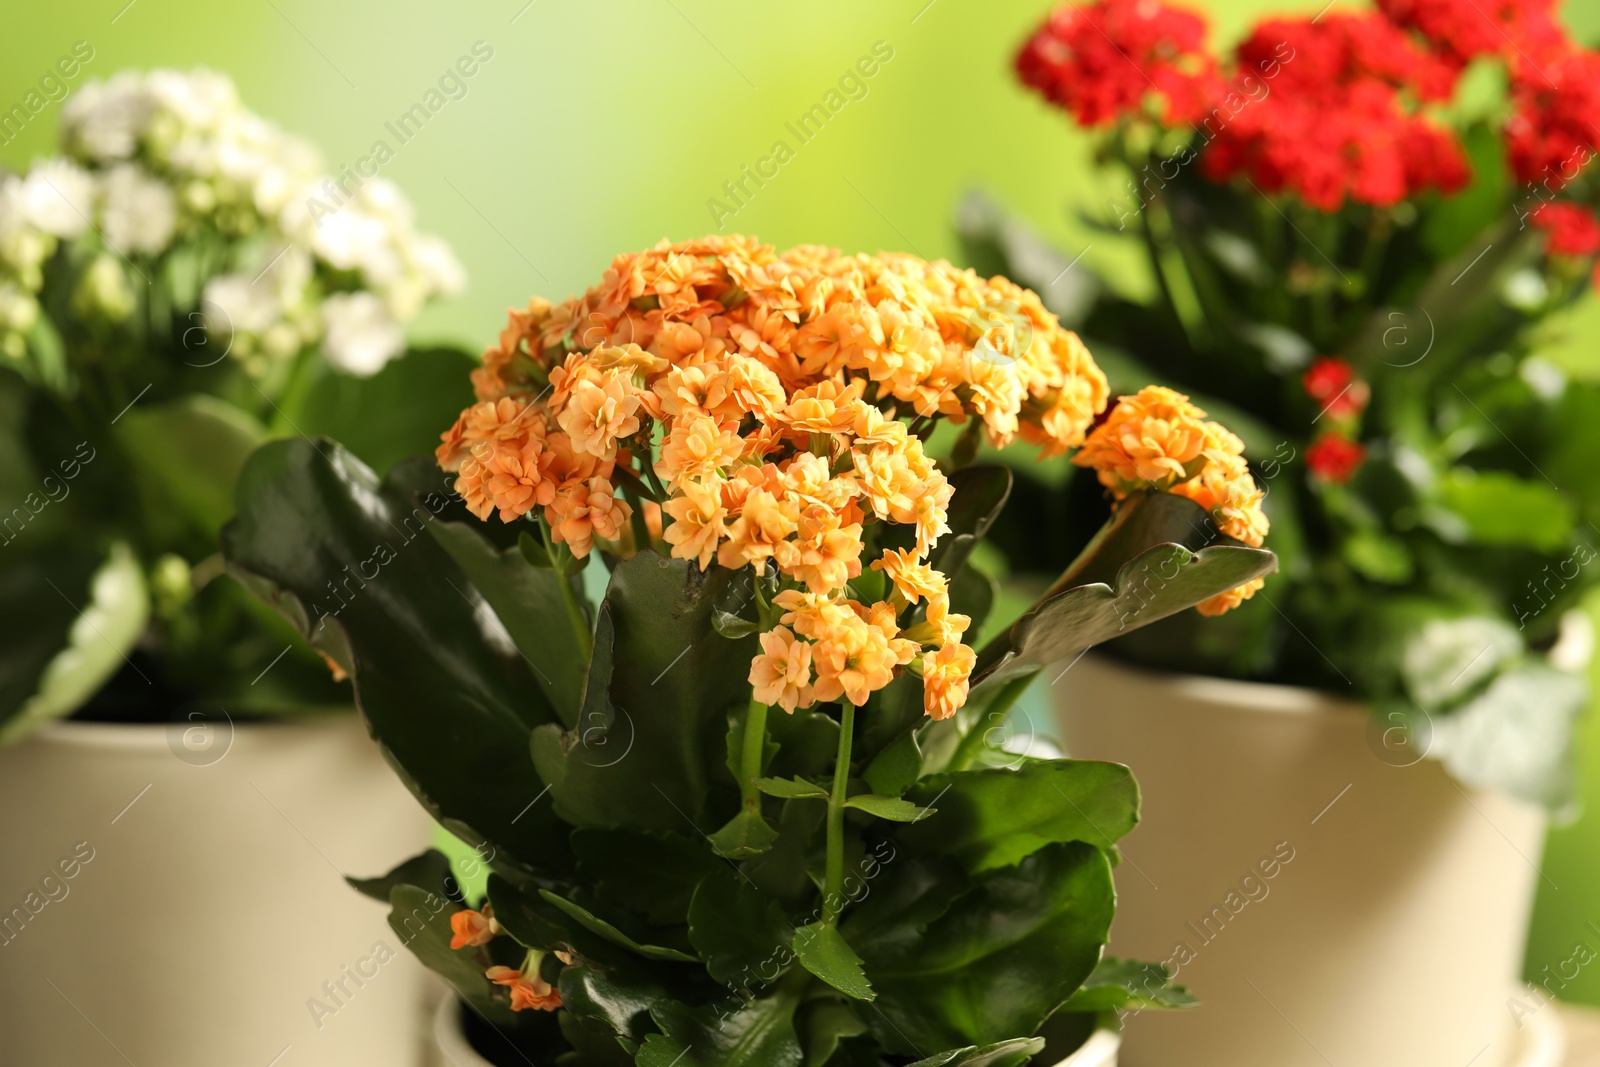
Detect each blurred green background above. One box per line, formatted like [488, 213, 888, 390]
[8, 0, 1600, 1003]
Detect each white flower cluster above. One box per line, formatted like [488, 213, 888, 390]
[0, 67, 464, 373]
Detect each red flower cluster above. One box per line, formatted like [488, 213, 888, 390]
[1302, 357, 1368, 484]
[1015, 0, 1217, 128]
[1531, 202, 1600, 258]
[1303, 356, 1370, 421]
[1306, 432, 1367, 484]
[1506, 51, 1600, 188]
[1201, 14, 1468, 211]
[1377, 0, 1567, 74]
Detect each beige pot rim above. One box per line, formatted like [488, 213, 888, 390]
[1070, 652, 1367, 720]
[19, 709, 353, 750]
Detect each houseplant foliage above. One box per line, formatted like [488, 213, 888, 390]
[970, 0, 1600, 807]
[223, 235, 1275, 1065]
[0, 68, 473, 739]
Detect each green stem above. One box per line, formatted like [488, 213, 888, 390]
[822, 701, 856, 928]
[543, 522, 594, 659]
[739, 697, 769, 812]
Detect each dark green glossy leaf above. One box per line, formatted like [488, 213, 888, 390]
[572, 829, 718, 927]
[636, 988, 804, 1067]
[347, 848, 461, 905]
[709, 807, 782, 858]
[385, 884, 515, 1025]
[221, 438, 568, 874]
[530, 551, 756, 833]
[538, 889, 698, 963]
[900, 762, 1138, 873]
[429, 516, 587, 722]
[860, 843, 1114, 1055]
[687, 868, 794, 987]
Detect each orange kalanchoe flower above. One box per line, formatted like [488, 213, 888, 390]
[1077, 385, 1270, 610]
[485, 965, 562, 1012]
[439, 236, 1262, 721]
[449, 907, 498, 950]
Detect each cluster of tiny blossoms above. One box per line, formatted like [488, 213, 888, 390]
[1074, 385, 1270, 616]
[437, 235, 1123, 721]
[1016, 0, 1600, 218]
[0, 68, 463, 373]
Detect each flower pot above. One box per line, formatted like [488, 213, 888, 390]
[1052, 653, 1564, 1067]
[0, 713, 436, 1067]
[429, 996, 1122, 1067]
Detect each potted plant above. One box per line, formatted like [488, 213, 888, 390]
[960, 2, 1600, 1064]
[220, 234, 1276, 1065]
[0, 68, 472, 1067]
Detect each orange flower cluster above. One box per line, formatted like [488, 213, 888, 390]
[438, 235, 1112, 720]
[450, 907, 564, 1013]
[1074, 385, 1270, 615]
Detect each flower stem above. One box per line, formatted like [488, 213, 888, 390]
[739, 697, 769, 812]
[822, 701, 856, 928]
[541, 523, 593, 660]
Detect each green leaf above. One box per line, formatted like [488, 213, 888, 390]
[557, 962, 669, 1045]
[537, 889, 699, 963]
[385, 884, 515, 1024]
[428, 517, 587, 722]
[486, 875, 570, 952]
[116, 395, 266, 537]
[1433, 470, 1575, 552]
[902, 1039, 1046, 1067]
[927, 465, 1013, 579]
[0, 540, 149, 742]
[571, 829, 718, 926]
[221, 439, 568, 876]
[530, 551, 757, 833]
[1401, 614, 1522, 711]
[793, 922, 875, 1001]
[864, 733, 922, 796]
[347, 849, 461, 905]
[636, 988, 804, 1067]
[709, 807, 783, 859]
[687, 868, 795, 987]
[800, 1001, 868, 1067]
[900, 761, 1139, 873]
[757, 776, 830, 800]
[713, 609, 762, 638]
[860, 843, 1114, 1055]
[972, 502, 1273, 684]
[1428, 663, 1586, 810]
[290, 345, 477, 475]
[844, 794, 932, 822]
[1059, 957, 1198, 1013]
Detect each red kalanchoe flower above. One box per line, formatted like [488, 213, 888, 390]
[1302, 356, 1370, 419]
[1377, 0, 1568, 74]
[1015, 0, 1220, 128]
[1200, 14, 1469, 211]
[1531, 202, 1600, 257]
[1306, 431, 1366, 483]
[1506, 50, 1600, 188]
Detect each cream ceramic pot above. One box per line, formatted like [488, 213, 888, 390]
[1052, 654, 1563, 1067]
[0, 713, 435, 1067]
[430, 996, 1121, 1067]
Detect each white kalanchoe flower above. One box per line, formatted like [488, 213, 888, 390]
[19, 160, 95, 239]
[61, 71, 153, 163]
[203, 273, 282, 336]
[321, 291, 404, 376]
[99, 164, 178, 255]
